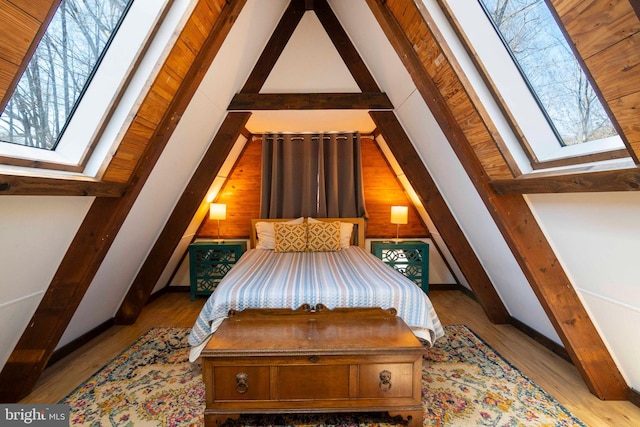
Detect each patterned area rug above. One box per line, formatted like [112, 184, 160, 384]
[60, 325, 586, 426]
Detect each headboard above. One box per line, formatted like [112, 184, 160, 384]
[250, 217, 366, 249]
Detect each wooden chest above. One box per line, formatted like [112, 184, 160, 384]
[201, 305, 425, 426]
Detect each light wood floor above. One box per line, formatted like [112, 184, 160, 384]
[21, 290, 640, 426]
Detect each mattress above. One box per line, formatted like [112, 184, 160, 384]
[188, 246, 444, 361]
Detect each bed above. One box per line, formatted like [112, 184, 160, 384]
[188, 217, 444, 362]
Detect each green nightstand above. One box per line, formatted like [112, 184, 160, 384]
[371, 240, 429, 293]
[188, 241, 247, 300]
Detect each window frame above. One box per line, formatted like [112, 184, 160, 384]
[436, 0, 630, 172]
[0, 0, 174, 176]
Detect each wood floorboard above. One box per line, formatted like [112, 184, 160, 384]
[20, 290, 640, 426]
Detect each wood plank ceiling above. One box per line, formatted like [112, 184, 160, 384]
[0, 0, 638, 402]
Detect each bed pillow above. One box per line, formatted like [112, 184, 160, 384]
[307, 221, 341, 252]
[307, 218, 354, 249]
[273, 223, 308, 252]
[255, 217, 304, 249]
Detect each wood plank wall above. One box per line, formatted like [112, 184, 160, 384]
[197, 136, 429, 240]
[361, 137, 427, 238]
[199, 136, 262, 239]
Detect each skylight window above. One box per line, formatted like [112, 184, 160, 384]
[0, 0, 181, 176]
[477, 0, 616, 147]
[439, 0, 627, 169]
[0, 0, 133, 151]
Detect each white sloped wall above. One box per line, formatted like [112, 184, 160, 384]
[527, 192, 640, 387]
[0, 196, 93, 369]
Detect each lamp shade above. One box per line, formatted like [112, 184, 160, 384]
[390, 206, 408, 225]
[209, 203, 226, 220]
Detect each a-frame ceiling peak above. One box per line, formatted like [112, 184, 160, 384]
[243, 2, 380, 134]
[261, 11, 360, 93]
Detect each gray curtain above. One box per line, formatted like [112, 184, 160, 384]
[260, 132, 367, 219]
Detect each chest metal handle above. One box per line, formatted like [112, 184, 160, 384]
[236, 372, 248, 394]
[379, 369, 392, 392]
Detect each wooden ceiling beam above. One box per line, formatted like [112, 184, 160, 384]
[491, 166, 640, 194]
[313, 0, 382, 92]
[0, 0, 247, 402]
[0, 174, 127, 197]
[228, 92, 392, 110]
[240, 0, 306, 93]
[371, 110, 510, 324]
[366, 0, 628, 399]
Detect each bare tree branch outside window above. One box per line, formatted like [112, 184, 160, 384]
[0, 0, 132, 151]
[479, 0, 617, 146]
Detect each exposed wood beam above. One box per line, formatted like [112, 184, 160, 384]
[240, 0, 306, 93]
[491, 166, 640, 194]
[115, 112, 250, 324]
[313, 0, 382, 92]
[0, 175, 127, 197]
[228, 92, 392, 110]
[367, 0, 628, 399]
[370, 111, 510, 325]
[0, 0, 247, 402]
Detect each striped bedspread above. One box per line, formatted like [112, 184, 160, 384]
[188, 246, 444, 361]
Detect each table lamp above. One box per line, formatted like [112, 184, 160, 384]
[390, 205, 408, 243]
[209, 203, 226, 242]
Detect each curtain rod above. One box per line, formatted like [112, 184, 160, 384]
[253, 132, 375, 142]
[287, 136, 351, 141]
[264, 131, 361, 138]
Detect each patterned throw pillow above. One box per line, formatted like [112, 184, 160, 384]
[255, 217, 304, 250]
[274, 223, 308, 252]
[307, 218, 354, 249]
[307, 221, 341, 252]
